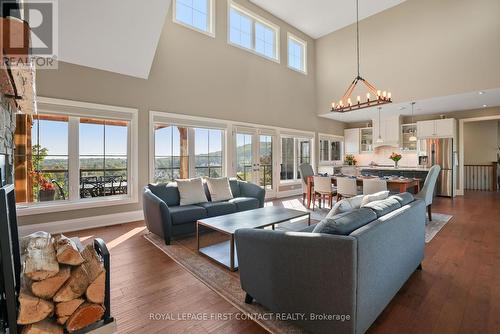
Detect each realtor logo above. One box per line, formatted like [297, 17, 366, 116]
[1, 0, 58, 68]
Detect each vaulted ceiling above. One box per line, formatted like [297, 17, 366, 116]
[249, 0, 407, 39]
[58, 0, 171, 79]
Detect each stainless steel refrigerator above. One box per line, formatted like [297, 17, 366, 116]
[422, 138, 454, 197]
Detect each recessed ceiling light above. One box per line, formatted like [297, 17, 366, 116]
[483, 104, 488, 108]
[478, 91, 485, 95]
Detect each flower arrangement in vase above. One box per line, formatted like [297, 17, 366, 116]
[344, 154, 357, 166]
[389, 152, 402, 168]
[31, 171, 56, 201]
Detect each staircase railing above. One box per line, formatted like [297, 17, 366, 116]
[464, 162, 498, 191]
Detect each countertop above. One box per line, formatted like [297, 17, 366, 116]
[358, 166, 431, 171]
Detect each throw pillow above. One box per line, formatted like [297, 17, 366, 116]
[325, 194, 364, 219]
[313, 208, 377, 235]
[360, 190, 390, 207]
[362, 198, 402, 218]
[176, 178, 208, 206]
[389, 192, 414, 206]
[206, 177, 233, 202]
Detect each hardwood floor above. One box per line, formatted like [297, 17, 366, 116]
[66, 191, 500, 334]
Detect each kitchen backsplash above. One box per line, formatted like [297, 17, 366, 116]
[354, 147, 419, 167]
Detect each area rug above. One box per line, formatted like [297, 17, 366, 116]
[425, 213, 453, 243]
[144, 232, 306, 334]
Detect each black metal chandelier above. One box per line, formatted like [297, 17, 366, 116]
[331, 0, 392, 113]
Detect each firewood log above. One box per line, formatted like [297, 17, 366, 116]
[52, 266, 90, 302]
[55, 298, 84, 318]
[53, 235, 84, 266]
[86, 270, 105, 304]
[65, 303, 105, 333]
[17, 291, 54, 325]
[22, 232, 59, 281]
[31, 267, 70, 299]
[20, 318, 64, 334]
[56, 317, 68, 326]
[80, 245, 104, 282]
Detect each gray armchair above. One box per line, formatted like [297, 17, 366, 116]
[298, 163, 314, 203]
[415, 164, 441, 221]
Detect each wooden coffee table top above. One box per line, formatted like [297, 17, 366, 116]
[197, 206, 309, 235]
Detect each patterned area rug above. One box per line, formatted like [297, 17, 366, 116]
[425, 213, 453, 243]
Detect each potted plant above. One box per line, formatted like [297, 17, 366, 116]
[344, 154, 357, 166]
[389, 152, 402, 168]
[31, 171, 56, 201]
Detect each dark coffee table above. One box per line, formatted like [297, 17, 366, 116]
[197, 207, 310, 271]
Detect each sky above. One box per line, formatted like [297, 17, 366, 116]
[34, 119, 128, 158]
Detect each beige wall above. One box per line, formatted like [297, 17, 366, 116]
[315, 0, 500, 115]
[20, 0, 344, 226]
[463, 121, 499, 165]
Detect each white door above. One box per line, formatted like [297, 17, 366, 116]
[234, 128, 276, 198]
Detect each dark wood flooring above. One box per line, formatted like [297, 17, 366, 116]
[67, 191, 500, 334]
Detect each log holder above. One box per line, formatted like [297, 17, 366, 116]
[0, 184, 115, 334]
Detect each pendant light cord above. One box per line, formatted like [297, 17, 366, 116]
[356, 0, 360, 77]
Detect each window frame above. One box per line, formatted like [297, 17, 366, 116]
[16, 97, 139, 217]
[287, 32, 307, 74]
[227, 1, 280, 63]
[318, 134, 344, 165]
[279, 135, 313, 183]
[173, 0, 216, 37]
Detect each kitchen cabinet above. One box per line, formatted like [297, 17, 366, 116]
[372, 114, 401, 147]
[360, 128, 373, 153]
[344, 128, 360, 154]
[401, 124, 417, 151]
[417, 119, 456, 138]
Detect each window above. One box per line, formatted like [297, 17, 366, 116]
[154, 125, 189, 183]
[319, 136, 344, 164]
[280, 137, 312, 181]
[13, 98, 137, 213]
[174, 0, 214, 36]
[194, 128, 223, 178]
[288, 33, 307, 73]
[14, 114, 69, 204]
[229, 3, 279, 61]
[153, 124, 225, 183]
[79, 119, 129, 198]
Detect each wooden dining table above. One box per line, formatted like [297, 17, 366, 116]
[306, 175, 421, 209]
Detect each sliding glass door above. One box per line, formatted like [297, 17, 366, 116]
[234, 128, 275, 198]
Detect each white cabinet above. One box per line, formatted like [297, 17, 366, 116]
[372, 114, 401, 147]
[344, 128, 360, 154]
[417, 119, 456, 138]
[417, 120, 436, 137]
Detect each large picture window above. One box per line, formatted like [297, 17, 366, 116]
[153, 124, 225, 183]
[14, 100, 137, 212]
[288, 33, 307, 74]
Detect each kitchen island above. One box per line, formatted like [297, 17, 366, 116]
[360, 166, 429, 189]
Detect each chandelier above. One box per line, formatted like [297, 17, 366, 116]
[331, 0, 392, 113]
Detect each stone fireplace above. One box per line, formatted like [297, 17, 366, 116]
[0, 96, 16, 186]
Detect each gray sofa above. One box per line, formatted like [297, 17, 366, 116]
[143, 179, 265, 245]
[235, 195, 426, 334]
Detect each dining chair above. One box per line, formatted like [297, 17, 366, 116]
[363, 178, 388, 195]
[298, 163, 314, 204]
[415, 165, 441, 221]
[336, 177, 359, 200]
[312, 176, 336, 210]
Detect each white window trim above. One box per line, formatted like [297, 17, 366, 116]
[318, 133, 344, 166]
[173, 0, 216, 38]
[17, 97, 139, 217]
[287, 32, 307, 75]
[227, 0, 280, 64]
